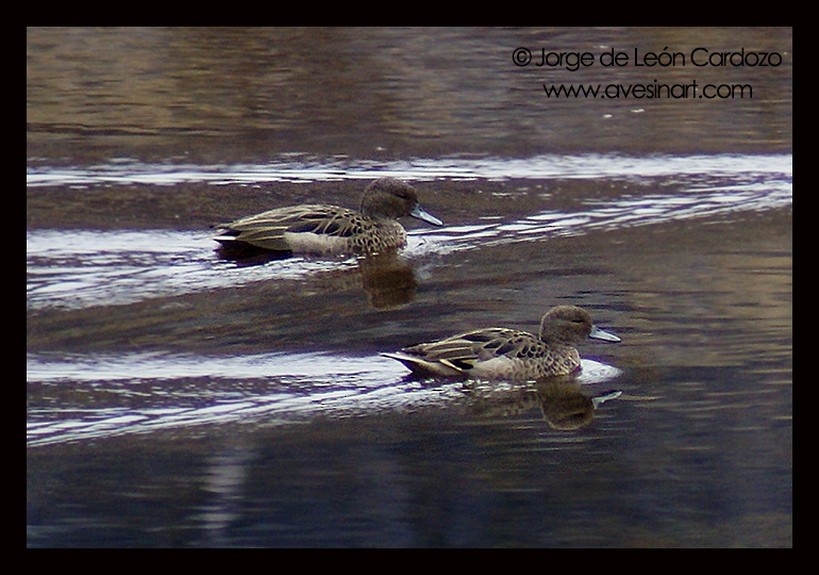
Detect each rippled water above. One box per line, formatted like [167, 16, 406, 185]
[27, 27, 792, 548]
[25, 153, 792, 187]
[27, 349, 622, 447]
[27, 153, 791, 310]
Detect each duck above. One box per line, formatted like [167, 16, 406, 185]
[213, 177, 443, 257]
[382, 305, 620, 380]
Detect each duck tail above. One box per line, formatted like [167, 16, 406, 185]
[380, 352, 464, 377]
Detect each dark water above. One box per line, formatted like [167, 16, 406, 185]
[27, 27, 792, 547]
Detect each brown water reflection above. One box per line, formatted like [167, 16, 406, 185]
[28, 27, 791, 164]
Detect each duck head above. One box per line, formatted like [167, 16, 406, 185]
[360, 178, 443, 226]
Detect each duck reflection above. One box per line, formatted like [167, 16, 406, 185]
[215, 245, 419, 310]
[464, 378, 621, 430]
[214, 242, 292, 264]
[357, 252, 418, 310]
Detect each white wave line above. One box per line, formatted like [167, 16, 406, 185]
[27, 153, 792, 187]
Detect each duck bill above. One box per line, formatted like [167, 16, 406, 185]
[410, 204, 443, 226]
[589, 325, 621, 343]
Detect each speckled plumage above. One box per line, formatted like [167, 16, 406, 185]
[213, 178, 442, 256]
[382, 305, 621, 381]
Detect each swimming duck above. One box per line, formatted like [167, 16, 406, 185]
[213, 177, 443, 256]
[382, 305, 620, 380]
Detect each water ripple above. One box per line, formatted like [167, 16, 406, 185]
[27, 351, 621, 447]
[27, 153, 791, 186]
[27, 154, 791, 311]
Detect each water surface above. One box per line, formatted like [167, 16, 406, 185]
[27, 27, 792, 548]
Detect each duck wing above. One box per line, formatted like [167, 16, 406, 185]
[214, 204, 367, 251]
[398, 328, 542, 373]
